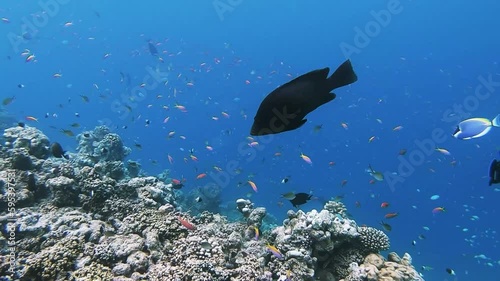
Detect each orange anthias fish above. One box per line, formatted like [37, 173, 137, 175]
[178, 216, 196, 230]
[196, 173, 207, 180]
[380, 202, 390, 208]
[174, 104, 187, 112]
[248, 180, 258, 192]
[432, 207, 446, 214]
[25, 116, 38, 122]
[25, 54, 35, 63]
[384, 212, 399, 219]
[248, 141, 259, 147]
[300, 153, 312, 165]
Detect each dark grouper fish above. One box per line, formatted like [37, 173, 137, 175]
[148, 41, 158, 57]
[250, 60, 358, 136]
[50, 142, 68, 159]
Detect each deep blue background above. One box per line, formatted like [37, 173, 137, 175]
[1, 0, 500, 280]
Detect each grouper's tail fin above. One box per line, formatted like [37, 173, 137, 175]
[492, 114, 500, 127]
[327, 59, 358, 91]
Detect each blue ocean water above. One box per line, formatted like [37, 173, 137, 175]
[1, 0, 500, 280]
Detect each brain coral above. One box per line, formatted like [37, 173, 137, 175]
[358, 226, 390, 253]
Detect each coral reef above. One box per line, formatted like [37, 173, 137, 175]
[235, 198, 267, 229]
[176, 182, 223, 214]
[341, 253, 424, 281]
[75, 125, 132, 175]
[358, 226, 391, 253]
[45, 176, 78, 207]
[3, 126, 50, 160]
[270, 201, 393, 280]
[0, 110, 17, 132]
[0, 125, 425, 281]
[236, 198, 254, 217]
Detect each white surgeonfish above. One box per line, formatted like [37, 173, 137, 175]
[453, 114, 500, 140]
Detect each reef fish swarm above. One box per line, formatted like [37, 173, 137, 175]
[0, 125, 423, 281]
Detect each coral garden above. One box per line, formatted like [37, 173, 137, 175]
[0, 125, 424, 281]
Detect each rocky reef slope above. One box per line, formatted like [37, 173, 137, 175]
[0, 125, 424, 281]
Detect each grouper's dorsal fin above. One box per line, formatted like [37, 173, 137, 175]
[283, 67, 330, 86]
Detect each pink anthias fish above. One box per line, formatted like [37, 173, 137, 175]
[300, 153, 312, 165]
[435, 147, 451, 156]
[178, 216, 196, 230]
[432, 207, 446, 214]
[248, 180, 258, 193]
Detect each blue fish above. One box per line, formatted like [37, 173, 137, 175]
[453, 115, 500, 140]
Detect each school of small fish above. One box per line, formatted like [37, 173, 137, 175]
[2, 12, 500, 278]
